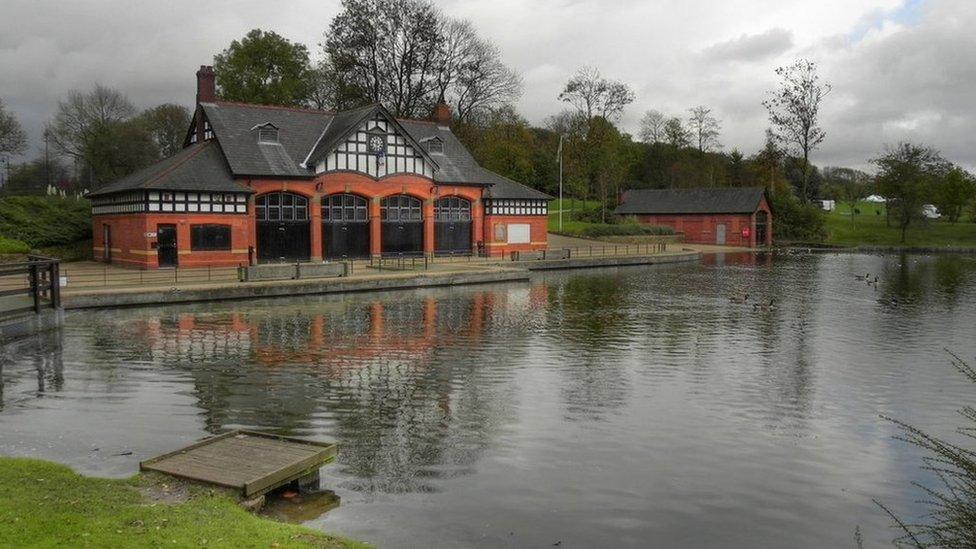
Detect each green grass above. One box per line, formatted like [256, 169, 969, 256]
[826, 201, 976, 247]
[0, 235, 30, 254]
[0, 457, 366, 548]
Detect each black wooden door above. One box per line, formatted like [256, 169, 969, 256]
[157, 224, 178, 267]
[380, 195, 424, 256]
[324, 222, 370, 258]
[435, 221, 471, 254]
[102, 224, 111, 262]
[257, 221, 310, 263]
[755, 211, 768, 246]
[382, 222, 423, 256]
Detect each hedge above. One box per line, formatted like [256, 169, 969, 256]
[0, 196, 91, 247]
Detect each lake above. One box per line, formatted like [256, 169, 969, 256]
[2, 252, 975, 548]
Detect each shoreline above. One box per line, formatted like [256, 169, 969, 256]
[59, 251, 702, 310]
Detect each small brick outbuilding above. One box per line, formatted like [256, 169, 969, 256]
[615, 187, 772, 247]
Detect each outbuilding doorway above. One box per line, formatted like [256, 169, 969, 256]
[756, 211, 769, 246]
[381, 195, 423, 256]
[322, 194, 370, 259]
[157, 224, 178, 267]
[256, 192, 310, 263]
[434, 196, 472, 255]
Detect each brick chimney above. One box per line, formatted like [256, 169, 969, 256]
[432, 100, 451, 127]
[196, 65, 216, 104]
[194, 65, 215, 144]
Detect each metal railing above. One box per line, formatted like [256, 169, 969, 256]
[0, 255, 61, 317]
[2, 241, 673, 291]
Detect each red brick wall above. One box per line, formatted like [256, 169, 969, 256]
[630, 196, 773, 248]
[93, 213, 251, 269]
[483, 215, 548, 256]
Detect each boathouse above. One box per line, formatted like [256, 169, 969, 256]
[88, 66, 551, 269]
[615, 187, 772, 247]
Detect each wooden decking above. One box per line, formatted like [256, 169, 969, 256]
[140, 430, 337, 498]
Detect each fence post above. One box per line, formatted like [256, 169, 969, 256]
[29, 264, 40, 314]
[50, 261, 61, 309]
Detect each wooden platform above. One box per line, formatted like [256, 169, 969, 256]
[140, 430, 337, 498]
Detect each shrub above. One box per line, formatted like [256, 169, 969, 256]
[876, 353, 976, 547]
[769, 191, 827, 242]
[580, 223, 674, 238]
[0, 235, 30, 254]
[0, 196, 91, 247]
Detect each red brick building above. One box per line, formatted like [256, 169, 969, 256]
[615, 187, 772, 247]
[89, 66, 551, 269]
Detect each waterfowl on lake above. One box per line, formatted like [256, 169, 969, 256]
[855, 273, 870, 281]
[867, 276, 879, 286]
[729, 293, 749, 304]
[753, 298, 776, 312]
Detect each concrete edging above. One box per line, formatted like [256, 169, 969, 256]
[62, 269, 531, 309]
[521, 251, 701, 271]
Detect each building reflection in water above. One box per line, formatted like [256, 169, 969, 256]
[88, 287, 544, 493]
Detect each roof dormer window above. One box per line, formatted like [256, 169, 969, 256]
[253, 123, 280, 144]
[423, 136, 444, 154]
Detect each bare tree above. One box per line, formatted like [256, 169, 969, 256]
[638, 110, 666, 144]
[763, 59, 831, 203]
[663, 117, 690, 148]
[558, 66, 634, 122]
[48, 84, 135, 163]
[687, 105, 721, 157]
[0, 98, 27, 156]
[435, 19, 522, 123]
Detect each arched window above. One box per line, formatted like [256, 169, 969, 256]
[322, 194, 368, 222]
[256, 192, 308, 221]
[434, 197, 471, 221]
[380, 195, 422, 222]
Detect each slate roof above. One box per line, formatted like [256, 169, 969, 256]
[482, 171, 553, 200]
[96, 100, 549, 200]
[88, 141, 246, 197]
[615, 187, 767, 215]
[201, 102, 329, 177]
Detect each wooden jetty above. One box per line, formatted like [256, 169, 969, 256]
[140, 430, 337, 499]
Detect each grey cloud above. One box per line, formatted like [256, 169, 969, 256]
[700, 28, 794, 63]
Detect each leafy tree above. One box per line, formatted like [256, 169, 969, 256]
[873, 143, 950, 243]
[727, 149, 745, 187]
[638, 110, 666, 144]
[2, 157, 74, 196]
[213, 29, 312, 106]
[823, 166, 872, 227]
[558, 66, 634, 122]
[663, 117, 690, 149]
[0, 98, 27, 156]
[462, 106, 537, 186]
[751, 129, 788, 195]
[687, 105, 721, 157]
[933, 167, 976, 223]
[138, 104, 191, 157]
[325, 0, 443, 117]
[87, 120, 159, 184]
[763, 59, 830, 203]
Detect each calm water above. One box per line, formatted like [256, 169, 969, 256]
[2, 253, 976, 548]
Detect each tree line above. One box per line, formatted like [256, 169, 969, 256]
[0, 0, 973, 244]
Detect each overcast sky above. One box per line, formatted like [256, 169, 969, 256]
[2, 0, 973, 171]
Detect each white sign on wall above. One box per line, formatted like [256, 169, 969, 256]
[507, 224, 530, 244]
[145, 232, 157, 238]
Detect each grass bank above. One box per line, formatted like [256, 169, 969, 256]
[0, 457, 366, 548]
[825, 201, 976, 248]
[548, 199, 673, 238]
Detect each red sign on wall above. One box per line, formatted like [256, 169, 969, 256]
[741, 227, 751, 238]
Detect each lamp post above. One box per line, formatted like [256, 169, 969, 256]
[557, 134, 564, 232]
